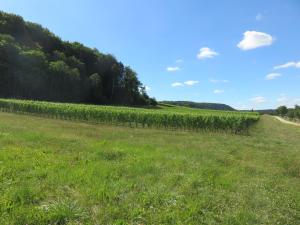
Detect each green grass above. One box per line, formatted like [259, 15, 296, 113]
[0, 112, 299, 224]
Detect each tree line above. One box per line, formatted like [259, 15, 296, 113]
[276, 105, 300, 120]
[0, 11, 156, 106]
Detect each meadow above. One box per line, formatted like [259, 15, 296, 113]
[0, 111, 299, 224]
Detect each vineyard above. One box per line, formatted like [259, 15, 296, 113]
[0, 99, 259, 133]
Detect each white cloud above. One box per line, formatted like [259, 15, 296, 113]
[233, 102, 248, 110]
[213, 89, 224, 94]
[197, 47, 219, 60]
[256, 13, 263, 21]
[276, 94, 300, 107]
[145, 86, 151, 91]
[175, 59, 183, 63]
[277, 95, 288, 103]
[237, 31, 273, 50]
[171, 80, 199, 87]
[274, 61, 300, 70]
[209, 79, 229, 83]
[250, 96, 267, 104]
[171, 82, 183, 87]
[184, 80, 199, 86]
[265, 73, 281, 80]
[166, 66, 180, 72]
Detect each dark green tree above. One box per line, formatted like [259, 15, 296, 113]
[0, 11, 154, 106]
[276, 106, 288, 116]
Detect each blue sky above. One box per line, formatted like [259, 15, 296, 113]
[1, 0, 300, 109]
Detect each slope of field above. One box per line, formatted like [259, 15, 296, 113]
[0, 98, 259, 133]
[160, 101, 235, 111]
[0, 112, 299, 224]
[158, 103, 248, 115]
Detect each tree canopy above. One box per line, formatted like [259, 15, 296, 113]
[0, 11, 156, 106]
[276, 106, 288, 116]
[276, 105, 300, 120]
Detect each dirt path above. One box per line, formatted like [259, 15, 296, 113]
[274, 116, 300, 127]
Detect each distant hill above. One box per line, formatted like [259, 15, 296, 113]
[240, 109, 276, 115]
[160, 101, 235, 111]
[255, 109, 276, 115]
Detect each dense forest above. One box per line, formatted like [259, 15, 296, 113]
[160, 101, 235, 111]
[0, 11, 156, 106]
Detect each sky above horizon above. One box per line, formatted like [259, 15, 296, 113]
[1, 0, 299, 109]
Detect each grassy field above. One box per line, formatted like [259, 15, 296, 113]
[0, 112, 300, 224]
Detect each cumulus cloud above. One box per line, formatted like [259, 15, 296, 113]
[175, 59, 183, 63]
[184, 80, 199, 86]
[166, 66, 180, 72]
[197, 47, 219, 59]
[250, 96, 267, 104]
[171, 82, 184, 87]
[209, 79, 229, 83]
[265, 73, 281, 80]
[171, 80, 199, 87]
[237, 31, 273, 50]
[256, 13, 263, 21]
[145, 86, 151, 91]
[274, 61, 300, 70]
[213, 89, 224, 94]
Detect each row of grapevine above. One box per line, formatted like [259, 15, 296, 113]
[0, 99, 259, 133]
